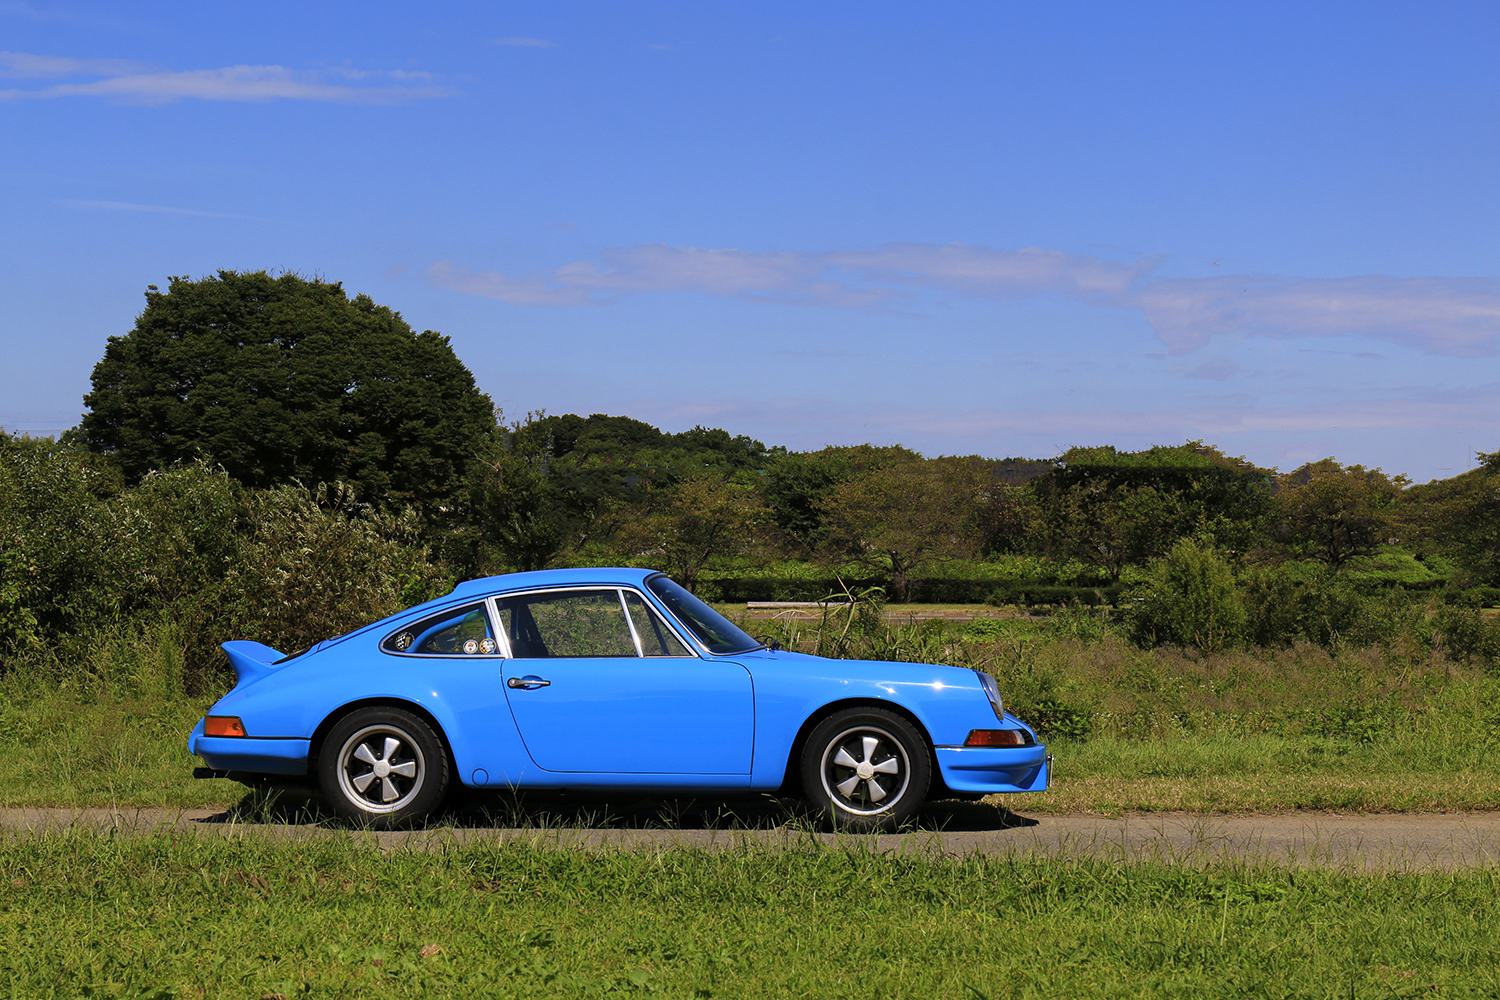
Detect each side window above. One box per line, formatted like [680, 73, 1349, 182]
[383, 603, 497, 656]
[495, 590, 638, 658]
[623, 591, 693, 657]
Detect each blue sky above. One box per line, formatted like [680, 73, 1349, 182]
[3, 1, 1498, 482]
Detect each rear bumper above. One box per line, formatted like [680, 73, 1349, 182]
[935, 744, 1049, 794]
[190, 731, 311, 777]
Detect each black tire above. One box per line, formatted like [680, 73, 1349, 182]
[317, 707, 449, 829]
[800, 708, 931, 831]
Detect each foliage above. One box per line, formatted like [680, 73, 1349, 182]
[613, 473, 770, 593]
[0, 443, 445, 682]
[510, 412, 769, 524]
[760, 444, 912, 551]
[77, 271, 494, 512]
[817, 453, 988, 601]
[1402, 451, 1500, 585]
[214, 482, 451, 658]
[0, 435, 125, 647]
[1432, 604, 1500, 666]
[1031, 441, 1274, 578]
[973, 482, 1043, 557]
[1274, 458, 1407, 571]
[450, 412, 565, 575]
[1126, 538, 1246, 655]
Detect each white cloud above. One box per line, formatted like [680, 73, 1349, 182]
[424, 242, 1135, 311]
[426, 246, 896, 309]
[1138, 274, 1500, 356]
[893, 390, 1500, 441]
[0, 51, 146, 77]
[825, 242, 1149, 301]
[426, 241, 1500, 358]
[0, 54, 455, 104]
[57, 199, 253, 219]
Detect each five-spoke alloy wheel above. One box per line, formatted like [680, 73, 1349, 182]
[801, 708, 931, 831]
[318, 708, 449, 828]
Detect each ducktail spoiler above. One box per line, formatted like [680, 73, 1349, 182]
[221, 640, 287, 687]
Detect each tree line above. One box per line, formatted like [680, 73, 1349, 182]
[4, 270, 1498, 682]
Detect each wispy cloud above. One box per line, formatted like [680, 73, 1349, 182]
[0, 52, 455, 104]
[57, 199, 255, 219]
[828, 391, 1500, 449]
[1184, 360, 1240, 381]
[426, 246, 893, 309]
[825, 242, 1149, 301]
[426, 241, 1500, 358]
[1138, 274, 1500, 356]
[426, 243, 1143, 311]
[494, 36, 555, 48]
[0, 52, 144, 77]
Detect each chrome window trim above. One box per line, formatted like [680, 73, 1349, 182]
[481, 584, 700, 660]
[642, 573, 762, 656]
[379, 601, 503, 659]
[617, 589, 645, 657]
[621, 588, 699, 658]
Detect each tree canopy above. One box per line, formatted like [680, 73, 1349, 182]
[78, 271, 495, 510]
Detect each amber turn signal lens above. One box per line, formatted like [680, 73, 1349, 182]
[204, 716, 248, 737]
[964, 729, 1025, 747]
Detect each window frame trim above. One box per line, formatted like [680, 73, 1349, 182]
[485, 585, 701, 661]
[379, 600, 503, 659]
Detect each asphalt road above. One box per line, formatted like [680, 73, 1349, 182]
[5, 797, 1500, 871]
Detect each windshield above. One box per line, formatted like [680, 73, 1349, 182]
[646, 575, 762, 654]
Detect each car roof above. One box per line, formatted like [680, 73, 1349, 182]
[446, 566, 661, 602]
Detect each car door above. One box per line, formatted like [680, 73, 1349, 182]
[496, 587, 754, 774]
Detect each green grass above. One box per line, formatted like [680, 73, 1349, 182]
[3, 608, 1500, 814]
[0, 691, 223, 809]
[2, 831, 1499, 998]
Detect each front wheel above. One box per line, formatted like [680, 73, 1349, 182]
[317, 708, 449, 829]
[800, 708, 931, 831]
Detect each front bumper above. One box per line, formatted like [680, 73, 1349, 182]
[935, 744, 1049, 794]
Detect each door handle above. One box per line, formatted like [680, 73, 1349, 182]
[507, 675, 551, 690]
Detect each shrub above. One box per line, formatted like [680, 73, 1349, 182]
[1434, 605, 1500, 666]
[1126, 539, 1246, 655]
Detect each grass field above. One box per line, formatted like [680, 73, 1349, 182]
[2, 608, 1500, 816]
[2, 614, 1499, 997]
[2, 831, 1499, 998]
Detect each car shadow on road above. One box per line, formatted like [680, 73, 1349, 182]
[200, 787, 1039, 834]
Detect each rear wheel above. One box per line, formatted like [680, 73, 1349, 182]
[800, 708, 931, 831]
[317, 708, 449, 829]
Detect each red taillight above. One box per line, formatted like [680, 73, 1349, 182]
[964, 729, 1025, 747]
[204, 716, 248, 738]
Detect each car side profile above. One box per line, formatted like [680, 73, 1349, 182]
[188, 568, 1049, 829]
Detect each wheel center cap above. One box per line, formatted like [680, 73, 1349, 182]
[374, 760, 391, 778]
[856, 762, 875, 780]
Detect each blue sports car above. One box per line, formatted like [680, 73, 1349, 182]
[188, 568, 1049, 829]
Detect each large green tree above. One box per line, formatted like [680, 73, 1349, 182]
[1401, 450, 1500, 584]
[817, 453, 987, 602]
[1274, 459, 1407, 571]
[1030, 441, 1275, 578]
[78, 271, 494, 511]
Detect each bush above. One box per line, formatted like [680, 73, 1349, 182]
[1240, 566, 1304, 648]
[208, 483, 452, 664]
[1126, 539, 1246, 655]
[1434, 605, 1500, 666]
[0, 444, 453, 688]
